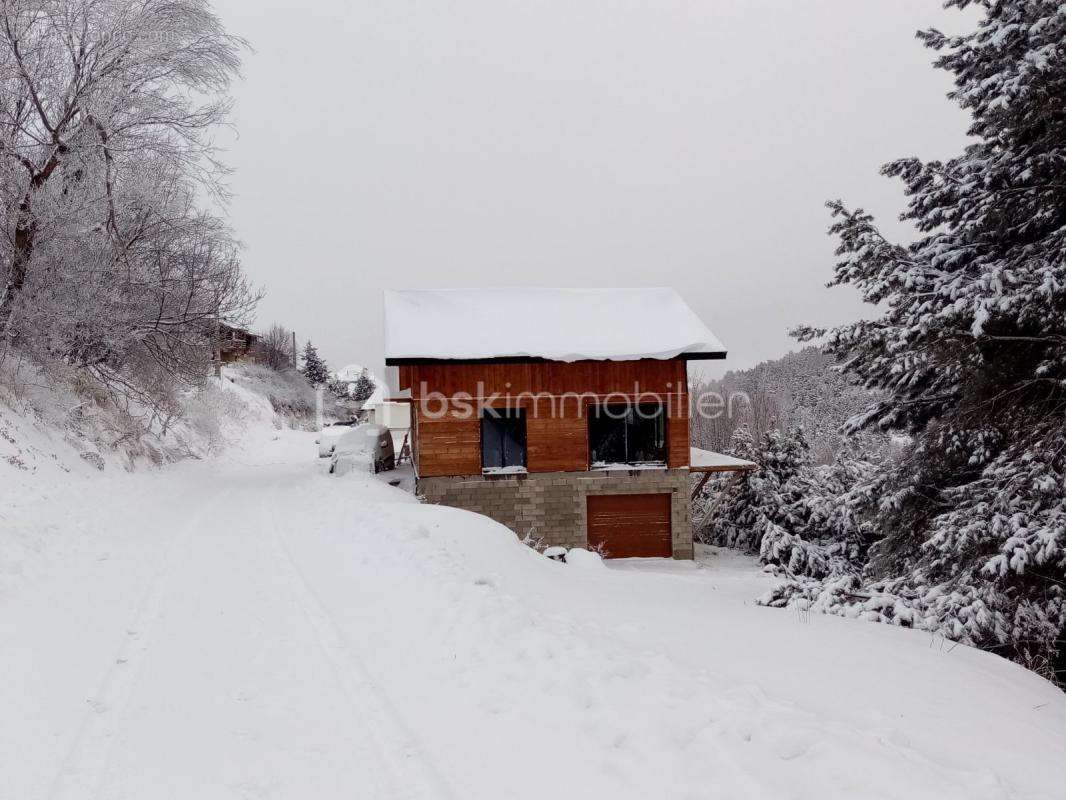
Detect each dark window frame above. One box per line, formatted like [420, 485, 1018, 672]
[480, 407, 528, 471]
[587, 402, 668, 467]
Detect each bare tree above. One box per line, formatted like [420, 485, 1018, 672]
[254, 324, 295, 372]
[0, 0, 258, 424]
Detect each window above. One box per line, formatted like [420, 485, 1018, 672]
[588, 403, 667, 466]
[481, 408, 527, 471]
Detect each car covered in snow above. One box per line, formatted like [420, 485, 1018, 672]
[316, 423, 356, 458]
[329, 423, 395, 475]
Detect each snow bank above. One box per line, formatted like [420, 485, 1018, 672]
[565, 547, 607, 568]
[0, 360, 313, 593]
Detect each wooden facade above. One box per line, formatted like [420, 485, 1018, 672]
[397, 358, 691, 477]
[218, 322, 260, 364]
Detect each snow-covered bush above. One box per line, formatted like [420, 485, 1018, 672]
[0, 350, 275, 470]
[224, 363, 318, 427]
[759, 524, 831, 580]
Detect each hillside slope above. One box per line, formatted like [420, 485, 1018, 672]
[693, 346, 885, 462]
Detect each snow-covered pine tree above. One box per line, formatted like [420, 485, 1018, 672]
[351, 370, 376, 403]
[701, 426, 812, 552]
[787, 1, 1066, 680]
[326, 377, 352, 400]
[300, 341, 329, 387]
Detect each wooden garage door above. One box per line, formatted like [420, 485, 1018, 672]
[587, 493, 672, 559]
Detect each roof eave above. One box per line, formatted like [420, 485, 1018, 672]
[384, 351, 727, 367]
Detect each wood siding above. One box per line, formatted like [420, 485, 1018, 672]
[400, 359, 690, 477]
[414, 408, 480, 476]
[586, 493, 673, 558]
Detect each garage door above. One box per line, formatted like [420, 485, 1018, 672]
[586, 493, 672, 559]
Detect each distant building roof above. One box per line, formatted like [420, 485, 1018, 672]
[332, 363, 370, 383]
[383, 288, 726, 364]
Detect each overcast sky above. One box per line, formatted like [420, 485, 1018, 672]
[210, 0, 975, 379]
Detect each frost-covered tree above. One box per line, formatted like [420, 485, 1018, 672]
[351, 370, 376, 403]
[300, 341, 329, 387]
[0, 0, 255, 413]
[784, 1, 1066, 680]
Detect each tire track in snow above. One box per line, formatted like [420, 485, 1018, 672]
[263, 488, 457, 800]
[46, 486, 233, 800]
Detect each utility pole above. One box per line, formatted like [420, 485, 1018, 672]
[291, 331, 297, 370]
[213, 288, 222, 378]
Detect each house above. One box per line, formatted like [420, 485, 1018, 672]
[371, 400, 412, 437]
[384, 288, 754, 559]
[359, 383, 413, 448]
[218, 321, 259, 363]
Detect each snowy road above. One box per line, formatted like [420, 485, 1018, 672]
[48, 466, 447, 800]
[4, 428, 1066, 800]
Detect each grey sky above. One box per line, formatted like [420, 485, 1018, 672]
[211, 0, 974, 379]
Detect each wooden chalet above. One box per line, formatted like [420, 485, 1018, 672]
[218, 321, 260, 364]
[384, 288, 753, 559]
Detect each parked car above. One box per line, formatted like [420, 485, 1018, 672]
[316, 422, 355, 458]
[330, 423, 395, 475]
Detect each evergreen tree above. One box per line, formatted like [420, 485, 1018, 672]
[326, 377, 352, 400]
[300, 341, 329, 387]
[703, 426, 813, 553]
[785, 1, 1066, 679]
[351, 370, 376, 403]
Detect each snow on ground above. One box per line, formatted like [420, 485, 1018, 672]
[3, 423, 1066, 799]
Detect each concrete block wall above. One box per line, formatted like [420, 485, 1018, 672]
[417, 468, 693, 559]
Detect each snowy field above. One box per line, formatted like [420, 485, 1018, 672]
[4, 425, 1066, 799]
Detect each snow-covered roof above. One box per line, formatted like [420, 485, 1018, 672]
[689, 447, 757, 473]
[219, 318, 255, 333]
[383, 288, 726, 363]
